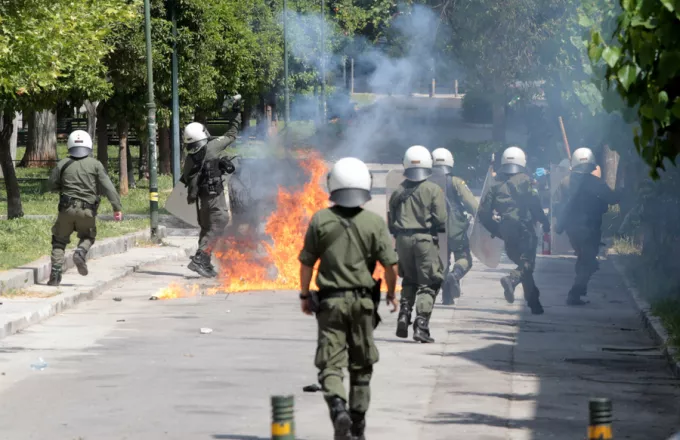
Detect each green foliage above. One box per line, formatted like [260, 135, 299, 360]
[0, 0, 139, 110]
[588, 0, 680, 177]
[0, 217, 150, 270]
[461, 89, 492, 124]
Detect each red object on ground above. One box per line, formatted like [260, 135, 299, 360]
[542, 232, 551, 255]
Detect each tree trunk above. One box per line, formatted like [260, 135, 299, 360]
[602, 144, 619, 190]
[159, 125, 171, 175]
[96, 103, 109, 170]
[0, 113, 24, 218]
[118, 120, 129, 196]
[491, 85, 506, 144]
[84, 100, 98, 142]
[20, 109, 57, 167]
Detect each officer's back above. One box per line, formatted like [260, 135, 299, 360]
[559, 173, 618, 230]
[307, 206, 388, 290]
[389, 179, 446, 232]
[53, 156, 106, 204]
[490, 171, 537, 225]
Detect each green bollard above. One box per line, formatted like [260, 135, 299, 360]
[271, 395, 295, 440]
[588, 398, 613, 440]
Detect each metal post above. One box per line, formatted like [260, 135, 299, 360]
[454, 79, 459, 96]
[143, 0, 159, 241]
[343, 56, 347, 90]
[170, 0, 180, 187]
[350, 58, 354, 95]
[319, 0, 327, 123]
[588, 398, 613, 440]
[271, 395, 295, 439]
[283, 0, 290, 127]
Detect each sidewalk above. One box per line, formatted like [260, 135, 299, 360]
[0, 236, 197, 340]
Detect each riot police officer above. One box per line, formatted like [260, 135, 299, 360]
[299, 157, 398, 440]
[478, 146, 549, 315]
[388, 145, 447, 343]
[554, 147, 619, 305]
[180, 95, 241, 278]
[47, 130, 123, 286]
[432, 148, 478, 305]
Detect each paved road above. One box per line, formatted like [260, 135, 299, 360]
[1, 163, 679, 439]
[1, 254, 679, 440]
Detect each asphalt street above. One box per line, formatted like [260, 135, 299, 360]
[0, 163, 678, 439]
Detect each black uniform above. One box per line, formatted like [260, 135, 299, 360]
[554, 172, 619, 303]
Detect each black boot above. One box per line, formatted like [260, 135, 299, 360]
[441, 272, 456, 305]
[567, 285, 588, 305]
[413, 315, 435, 343]
[396, 301, 412, 338]
[328, 397, 352, 440]
[500, 275, 519, 304]
[527, 291, 544, 315]
[47, 265, 62, 286]
[73, 248, 88, 276]
[188, 251, 216, 278]
[350, 411, 366, 440]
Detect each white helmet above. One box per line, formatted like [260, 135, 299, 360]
[67, 130, 93, 158]
[432, 148, 454, 175]
[499, 146, 527, 174]
[183, 122, 210, 154]
[327, 157, 372, 207]
[571, 147, 597, 173]
[403, 145, 432, 181]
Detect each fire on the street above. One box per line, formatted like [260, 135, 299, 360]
[152, 150, 399, 300]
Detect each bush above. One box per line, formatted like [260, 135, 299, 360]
[462, 89, 492, 124]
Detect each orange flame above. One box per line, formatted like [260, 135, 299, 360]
[151, 282, 220, 300]
[160, 150, 399, 298]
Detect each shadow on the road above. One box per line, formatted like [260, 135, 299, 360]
[434, 257, 680, 439]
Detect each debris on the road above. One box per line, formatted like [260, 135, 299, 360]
[303, 384, 322, 393]
[113, 297, 123, 302]
[30, 358, 48, 371]
[116, 319, 126, 322]
[200, 328, 213, 334]
[226, 309, 231, 313]
[149, 295, 159, 300]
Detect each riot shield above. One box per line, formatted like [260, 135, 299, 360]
[385, 169, 449, 268]
[549, 160, 573, 255]
[468, 166, 504, 268]
[165, 176, 231, 228]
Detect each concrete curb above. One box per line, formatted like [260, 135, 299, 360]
[610, 255, 680, 378]
[0, 241, 198, 340]
[0, 226, 169, 294]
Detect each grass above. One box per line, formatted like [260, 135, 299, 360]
[0, 287, 60, 298]
[614, 241, 680, 360]
[610, 237, 642, 255]
[351, 93, 378, 107]
[651, 298, 680, 357]
[0, 217, 151, 270]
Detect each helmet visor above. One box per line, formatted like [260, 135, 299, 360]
[572, 163, 596, 173]
[329, 188, 372, 207]
[432, 165, 453, 176]
[68, 147, 92, 158]
[499, 163, 525, 174]
[403, 167, 432, 181]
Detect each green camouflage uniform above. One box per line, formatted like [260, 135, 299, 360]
[554, 173, 619, 297]
[442, 176, 478, 301]
[48, 156, 122, 270]
[478, 172, 549, 303]
[181, 112, 241, 254]
[298, 206, 397, 423]
[388, 180, 446, 338]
